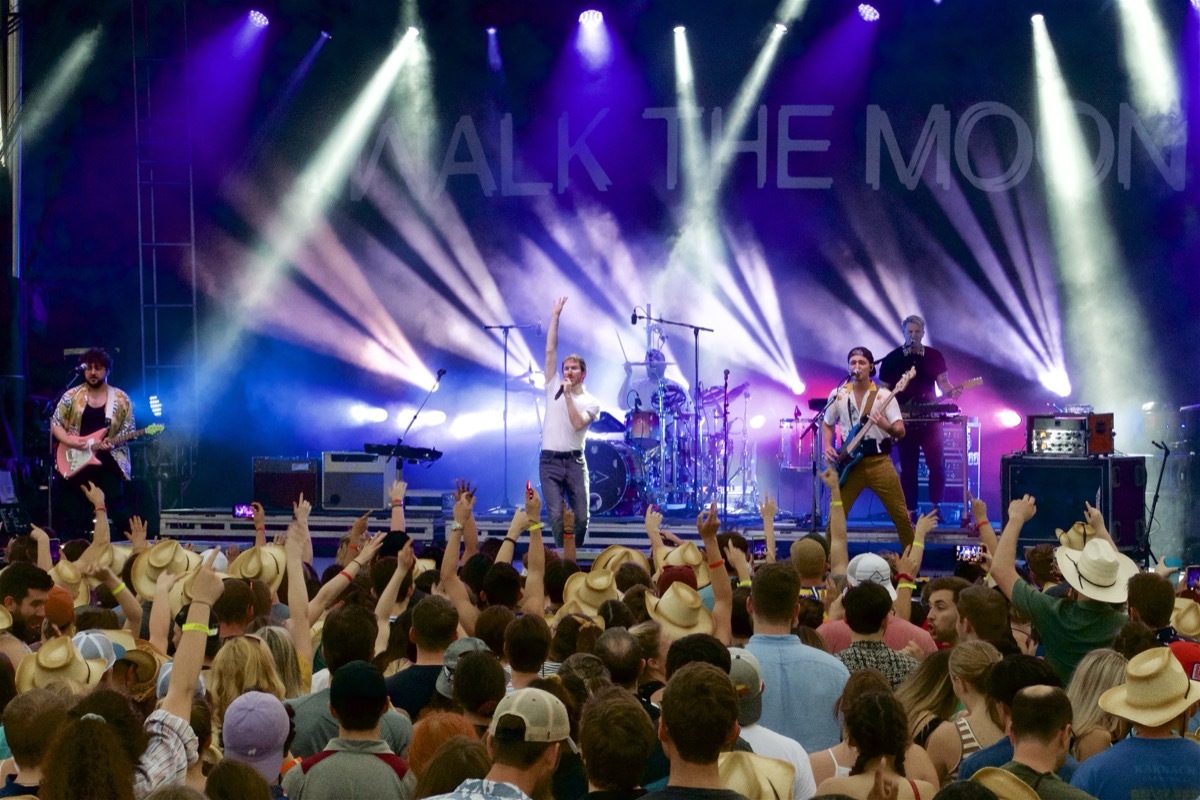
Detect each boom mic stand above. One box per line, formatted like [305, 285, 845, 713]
[1142, 440, 1171, 569]
[483, 322, 539, 510]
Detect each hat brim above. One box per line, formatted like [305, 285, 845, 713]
[653, 545, 711, 589]
[1055, 545, 1139, 603]
[1098, 679, 1200, 728]
[593, 545, 652, 576]
[645, 592, 715, 641]
[971, 767, 1041, 800]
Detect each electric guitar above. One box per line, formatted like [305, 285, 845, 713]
[833, 368, 915, 486]
[55, 424, 165, 478]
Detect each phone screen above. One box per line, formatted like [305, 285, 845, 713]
[48, 538, 61, 562]
[956, 544, 981, 562]
[749, 540, 768, 560]
[1187, 566, 1200, 590]
[233, 503, 255, 519]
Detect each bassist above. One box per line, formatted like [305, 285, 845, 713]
[50, 347, 135, 535]
[821, 347, 914, 547]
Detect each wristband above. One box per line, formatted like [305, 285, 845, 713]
[391, 499, 404, 506]
[895, 573, 913, 583]
[897, 581, 918, 591]
[912, 541, 925, 550]
[348, 544, 360, 551]
[111, 582, 127, 595]
[501, 537, 517, 546]
[563, 533, 575, 539]
[528, 522, 545, 530]
[449, 521, 464, 531]
[830, 501, 843, 507]
[94, 506, 107, 513]
[708, 559, 725, 569]
[737, 579, 752, 588]
[339, 570, 354, 582]
[182, 623, 215, 635]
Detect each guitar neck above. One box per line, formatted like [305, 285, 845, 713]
[106, 428, 146, 447]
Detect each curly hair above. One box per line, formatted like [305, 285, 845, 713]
[41, 715, 135, 800]
[207, 636, 286, 735]
[70, 690, 150, 768]
[845, 690, 910, 778]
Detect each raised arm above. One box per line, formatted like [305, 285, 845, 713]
[992, 495, 1037, 599]
[453, 479, 480, 561]
[494, 508, 531, 566]
[821, 467, 849, 577]
[646, 506, 667, 570]
[28, 526, 53, 573]
[148, 571, 182, 655]
[81, 561, 143, 635]
[293, 493, 315, 564]
[759, 492, 778, 563]
[164, 549, 224, 721]
[521, 488, 546, 616]
[308, 531, 384, 627]
[893, 511, 934, 620]
[438, 522, 479, 635]
[123, 515, 151, 557]
[375, 541, 414, 656]
[284, 522, 314, 665]
[698, 502, 732, 645]
[252, 502, 267, 549]
[544, 296, 567, 384]
[389, 476, 407, 533]
[562, 508, 577, 562]
[969, 492, 998, 555]
[1083, 501, 1118, 551]
[81, 482, 111, 547]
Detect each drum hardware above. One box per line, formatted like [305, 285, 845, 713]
[585, 440, 646, 515]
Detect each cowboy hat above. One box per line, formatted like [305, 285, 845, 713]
[562, 569, 620, 615]
[592, 545, 652, 576]
[646, 581, 714, 640]
[227, 545, 286, 593]
[168, 566, 231, 617]
[0, 605, 14, 631]
[1055, 521, 1095, 551]
[971, 767, 1041, 800]
[1054, 539, 1138, 604]
[1174, 598, 1200, 638]
[653, 542, 711, 588]
[718, 751, 795, 800]
[1099, 647, 1200, 727]
[114, 642, 168, 703]
[47, 559, 91, 608]
[552, 599, 605, 630]
[130, 540, 201, 600]
[15, 636, 106, 693]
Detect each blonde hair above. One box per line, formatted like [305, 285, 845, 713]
[1066, 649, 1127, 751]
[948, 640, 1002, 694]
[893, 649, 956, 738]
[207, 637, 286, 734]
[252, 625, 304, 699]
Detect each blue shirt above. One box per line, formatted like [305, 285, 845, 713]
[1070, 736, 1200, 800]
[745, 633, 848, 753]
[958, 738, 1079, 782]
[427, 778, 535, 800]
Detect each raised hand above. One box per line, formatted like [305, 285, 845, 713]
[390, 477, 408, 504]
[724, 543, 750, 578]
[293, 493, 312, 524]
[551, 296, 568, 317]
[355, 531, 386, 566]
[349, 512, 370, 547]
[524, 485, 543, 522]
[29, 525, 48, 546]
[563, 507, 576, 535]
[125, 516, 149, 549]
[251, 502, 265, 528]
[914, 509, 939, 542]
[397, 539, 416, 575]
[82, 481, 106, 509]
[509, 508, 530, 532]
[820, 466, 840, 490]
[758, 492, 778, 521]
[896, 544, 923, 581]
[189, 548, 226, 607]
[1008, 494, 1037, 524]
[968, 491, 987, 526]
[697, 500, 721, 539]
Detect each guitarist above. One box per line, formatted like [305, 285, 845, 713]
[822, 347, 915, 547]
[878, 315, 963, 520]
[49, 348, 135, 535]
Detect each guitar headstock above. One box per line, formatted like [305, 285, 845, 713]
[893, 367, 917, 392]
[145, 424, 165, 436]
[960, 377, 983, 391]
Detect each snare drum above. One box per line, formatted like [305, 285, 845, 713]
[626, 410, 660, 447]
[585, 440, 645, 515]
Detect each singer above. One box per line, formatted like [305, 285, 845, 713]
[822, 346, 915, 547]
[49, 347, 135, 534]
[540, 296, 601, 546]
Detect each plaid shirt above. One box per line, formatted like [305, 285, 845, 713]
[134, 709, 199, 798]
[835, 640, 918, 689]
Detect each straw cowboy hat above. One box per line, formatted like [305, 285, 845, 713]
[718, 751, 795, 800]
[646, 581, 714, 640]
[592, 545, 652, 576]
[168, 566, 231, 616]
[47, 559, 91, 608]
[653, 542, 711, 589]
[15, 635, 107, 693]
[131, 540, 202, 600]
[1173, 598, 1200, 638]
[1100, 647, 1200, 727]
[78, 542, 133, 584]
[0, 606, 12, 631]
[971, 767, 1041, 800]
[1054, 539, 1139, 604]
[552, 599, 605, 630]
[114, 642, 168, 703]
[1055, 521, 1096, 551]
[562, 569, 620, 615]
[227, 545, 286, 593]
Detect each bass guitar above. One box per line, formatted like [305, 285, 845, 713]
[55, 424, 165, 478]
[833, 368, 915, 486]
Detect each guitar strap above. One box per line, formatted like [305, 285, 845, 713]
[860, 385, 878, 422]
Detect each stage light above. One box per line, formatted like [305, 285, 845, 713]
[997, 410, 1023, 429]
[673, 25, 685, 33]
[349, 404, 389, 424]
[249, 10, 269, 28]
[1031, 13, 1043, 22]
[408, 26, 420, 36]
[15, 27, 101, 151]
[320, 31, 331, 39]
[579, 9, 603, 27]
[775, 22, 787, 33]
[1115, 0, 1180, 117]
[749, 414, 766, 430]
[858, 4, 880, 21]
[1192, 0, 1199, 11]
[575, 9, 611, 68]
[487, 27, 502, 71]
[149, 395, 164, 418]
[487, 27, 496, 34]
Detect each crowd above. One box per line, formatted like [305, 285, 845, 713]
[0, 465, 1198, 800]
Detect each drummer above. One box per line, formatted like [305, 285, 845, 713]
[618, 349, 684, 413]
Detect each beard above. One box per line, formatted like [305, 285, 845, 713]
[9, 614, 39, 644]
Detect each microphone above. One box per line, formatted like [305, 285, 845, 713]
[631, 310, 638, 326]
[554, 385, 564, 400]
[74, 364, 87, 373]
[436, 369, 446, 379]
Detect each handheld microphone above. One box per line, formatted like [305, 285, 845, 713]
[436, 369, 446, 379]
[74, 364, 87, 373]
[554, 385, 564, 400]
[630, 310, 638, 325]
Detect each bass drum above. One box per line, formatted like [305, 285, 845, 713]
[585, 440, 646, 516]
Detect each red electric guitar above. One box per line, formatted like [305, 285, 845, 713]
[55, 424, 165, 478]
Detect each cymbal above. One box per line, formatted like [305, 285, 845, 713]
[700, 382, 750, 406]
[506, 377, 543, 394]
[627, 361, 677, 367]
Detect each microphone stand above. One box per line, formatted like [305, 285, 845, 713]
[483, 322, 539, 510]
[45, 367, 84, 531]
[1142, 441, 1170, 569]
[721, 370, 730, 519]
[633, 310, 714, 510]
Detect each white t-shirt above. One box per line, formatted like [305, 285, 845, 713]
[739, 723, 819, 800]
[541, 380, 600, 452]
[823, 383, 902, 445]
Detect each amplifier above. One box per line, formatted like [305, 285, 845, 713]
[1000, 454, 1146, 547]
[1026, 415, 1088, 456]
[322, 452, 397, 511]
[252, 457, 320, 510]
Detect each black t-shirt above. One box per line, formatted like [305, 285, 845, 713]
[78, 402, 120, 472]
[878, 346, 948, 405]
[384, 663, 443, 720]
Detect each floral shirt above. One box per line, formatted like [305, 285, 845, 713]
[426, 778, 535, 800]
[52, 384, 136, 479]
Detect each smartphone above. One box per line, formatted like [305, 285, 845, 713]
[526, 481, 533, 493]
[956, 544, 982, 562]
[1186, 565, 1200, 590]
[749, 540, 768, 560]
[48, 538, 61, 562]
[233, 503, 255, 519]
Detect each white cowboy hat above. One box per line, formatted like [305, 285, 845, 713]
[562, 569, 620, 615]
[653, 542, 711, 589]
[971, 767, 1041, 800]
[1173, 598, 1200, 638]
[1099, 646, 1200, 727]
[1054, 539, 1138, 604]
[592, 545, 652, 576]
[552, 599, 605, 630]
[48, 559, 91, 608]
[718, 751, 795, 800]
[131, 540, 201, 600]
[645, 581, 714, 640]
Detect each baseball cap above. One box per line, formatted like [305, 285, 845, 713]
[656, 565, 698, 596]
[436, 637, 489, 698]
[727, 647, 764, 727]
[156, 660, 207, 700]
[846, 553, 896, 600]
[223, 691, 290, 784]
[489, 688, 577, 752]
[330, 660, 387, 708]
[72, 630, 121, 670]
[44, 585, 77, 629]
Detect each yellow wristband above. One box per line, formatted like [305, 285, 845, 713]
[831, 501, 843, 507]
[182, 623, 215, 635]
[912, 541, 924, 550]
[528, 522, 545, 530]
[111, 582, 127, 595]
[897, 581, 918, 591]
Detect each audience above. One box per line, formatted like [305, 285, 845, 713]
[997, 686, 1093, 800]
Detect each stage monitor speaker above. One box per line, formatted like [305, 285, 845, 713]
[322, 452, 397, 511]
[1000, 455, 1146, 548]
[253, 457, 319, 511]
